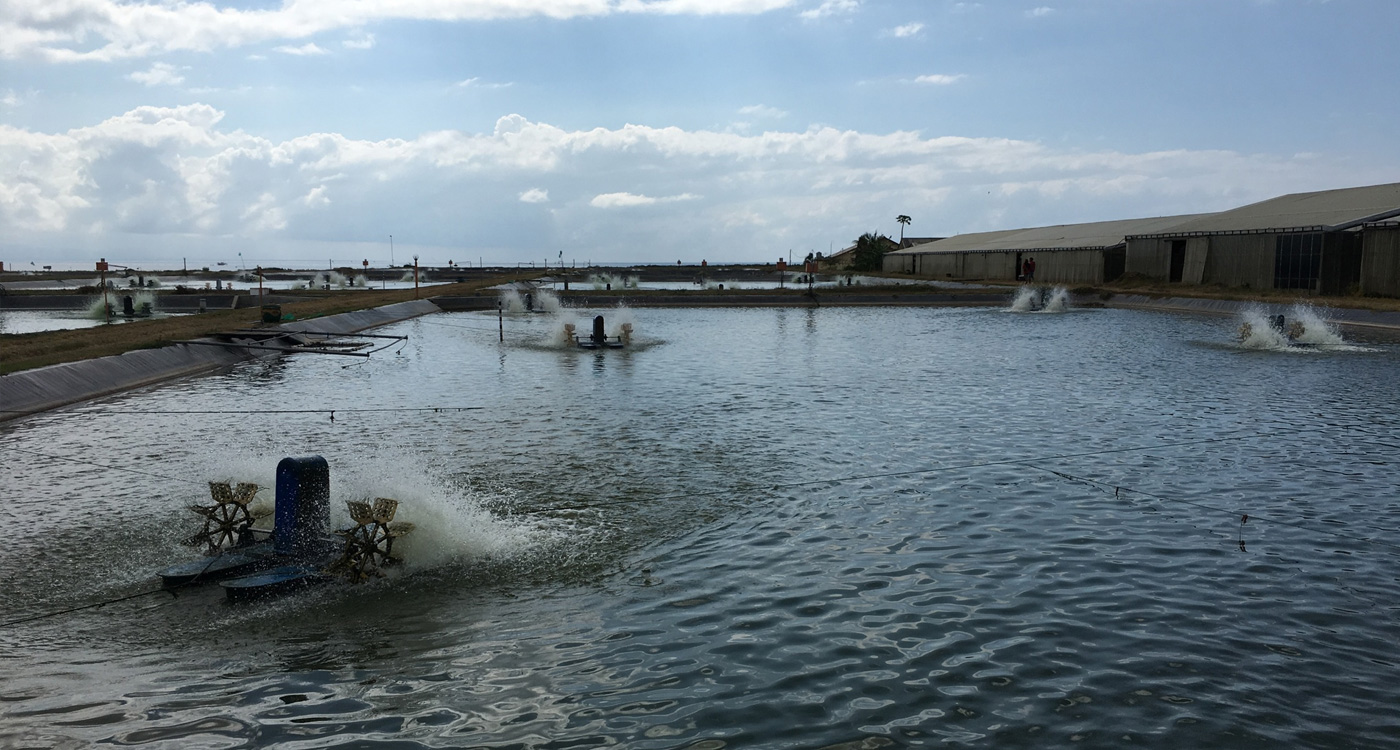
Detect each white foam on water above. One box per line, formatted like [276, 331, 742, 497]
[332, 459, 547, 572]
[499, 288, 525, 313]
[1236, 307, 1295, 351]
[1042, 286, 1071, 313]
[1287, 303, 1347, 347]
[606, 306, 637, 338]
[552, 309, 583, 348]
[189, 450, 554, 574]
[1009, 286, 1070, 313]
[1234, 304, 1375, 352]
[1009, 286, 1039, 312]
[588, 273, 639, 290]
[536, 289, 563, 312]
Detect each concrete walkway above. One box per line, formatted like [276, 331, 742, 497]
[0, 300, 440, 423]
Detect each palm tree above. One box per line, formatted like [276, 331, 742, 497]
[896, 215, 912, 245]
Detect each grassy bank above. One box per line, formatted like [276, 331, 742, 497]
[0, 277, 524, 375]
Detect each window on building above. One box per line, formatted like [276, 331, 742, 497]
[1274, 233, 1322, 290]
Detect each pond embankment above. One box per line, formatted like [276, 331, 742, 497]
[0, 300, 440, 423]
[1093, 293, 1400, 330]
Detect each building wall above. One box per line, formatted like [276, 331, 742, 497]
[1035, 249, 1105, 284]
[1125, 238, 1169, 278]
[1182, 237, 1209, 284]
[1201, 234, 1274, 289]
[1361, 226, 1400, 297]
[884, 249, 1103, 283]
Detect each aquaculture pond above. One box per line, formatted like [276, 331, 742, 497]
[2, 302, 1399, 749]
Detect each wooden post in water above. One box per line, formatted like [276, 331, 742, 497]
[498, 300, 504, 342]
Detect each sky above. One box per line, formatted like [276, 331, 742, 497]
[3, 0, 1399, 270]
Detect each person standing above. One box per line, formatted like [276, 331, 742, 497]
[1027, 257, 1036, 281]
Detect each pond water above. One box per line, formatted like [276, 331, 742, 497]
[0, 308, 194, 334]
[2, 304, 1399, 749]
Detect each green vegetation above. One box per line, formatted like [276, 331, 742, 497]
[851, 232, 894, 272]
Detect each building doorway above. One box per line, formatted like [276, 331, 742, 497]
[1168, 240, 1186, 283]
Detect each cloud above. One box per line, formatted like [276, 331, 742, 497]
[914, 74, 965, 85]
[590, 192, 699, 208]
[800, 0, 859, 20]
[1, 106, 1386, 264]
[275, 42, 329, 56]
[456, 77, 514, 89]
[1026, 6, 1054, 17]
[2, 0, 799, 62]
[885, 22, 924, 38]
[126, 62, 186, 87]
[343, 33, 376, 50]
[738, 104, 787, 119]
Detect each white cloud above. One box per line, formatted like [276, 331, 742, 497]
[126, 62, 186, 87]
[2, 89, 25, 107]
[738, 104, 787, 119]
[2, 0, 799, 62]
[303, 185, 330, 207]
[275, 42, 329, 56]
[914, 74, 965, 85]
[1027, 6, 1054, 17]
[591, 192, 699, 208]
[800, 0, 859, 20]
[457, 77, 514, 89]
[2, 106, 1386, 264]
[886, 22, 924, 38]
[343, 33, 376, 50]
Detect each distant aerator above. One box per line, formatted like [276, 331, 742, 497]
[565, 315, 631, 349]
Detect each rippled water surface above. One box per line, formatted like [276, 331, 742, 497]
[3, 304, 1400, 749]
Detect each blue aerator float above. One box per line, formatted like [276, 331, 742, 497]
[158, 456, 413, 601]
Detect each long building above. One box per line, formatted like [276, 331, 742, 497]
[884, 181, 1400, 294]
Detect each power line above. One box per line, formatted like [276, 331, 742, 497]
[1035, 466, 1400, 552]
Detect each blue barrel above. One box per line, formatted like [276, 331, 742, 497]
[274, 456, 330, 556]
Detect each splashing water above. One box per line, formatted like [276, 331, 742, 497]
[1235, 304, 1361, 351]
[589, 273, 638, 290]
[554, 311, 582, 347]
[1042, 286, 1071, 312]
[606, 306, 637, 338]
[535, 289, 563, 312]
[1009, 285, 1070, 313]
[191, 450, 552, 574]
[1287, 303, 1346, 346]
[309, 270, 348, 289]
[84, 291, 158, 319]
[1236, 308, 1294, 350]
[499, 288, 525, 313]
[1010, 286, 1039, 312]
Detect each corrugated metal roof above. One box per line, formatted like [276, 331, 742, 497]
[891, 214, 1211, 255]
[1136, 182, 1400, 236]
